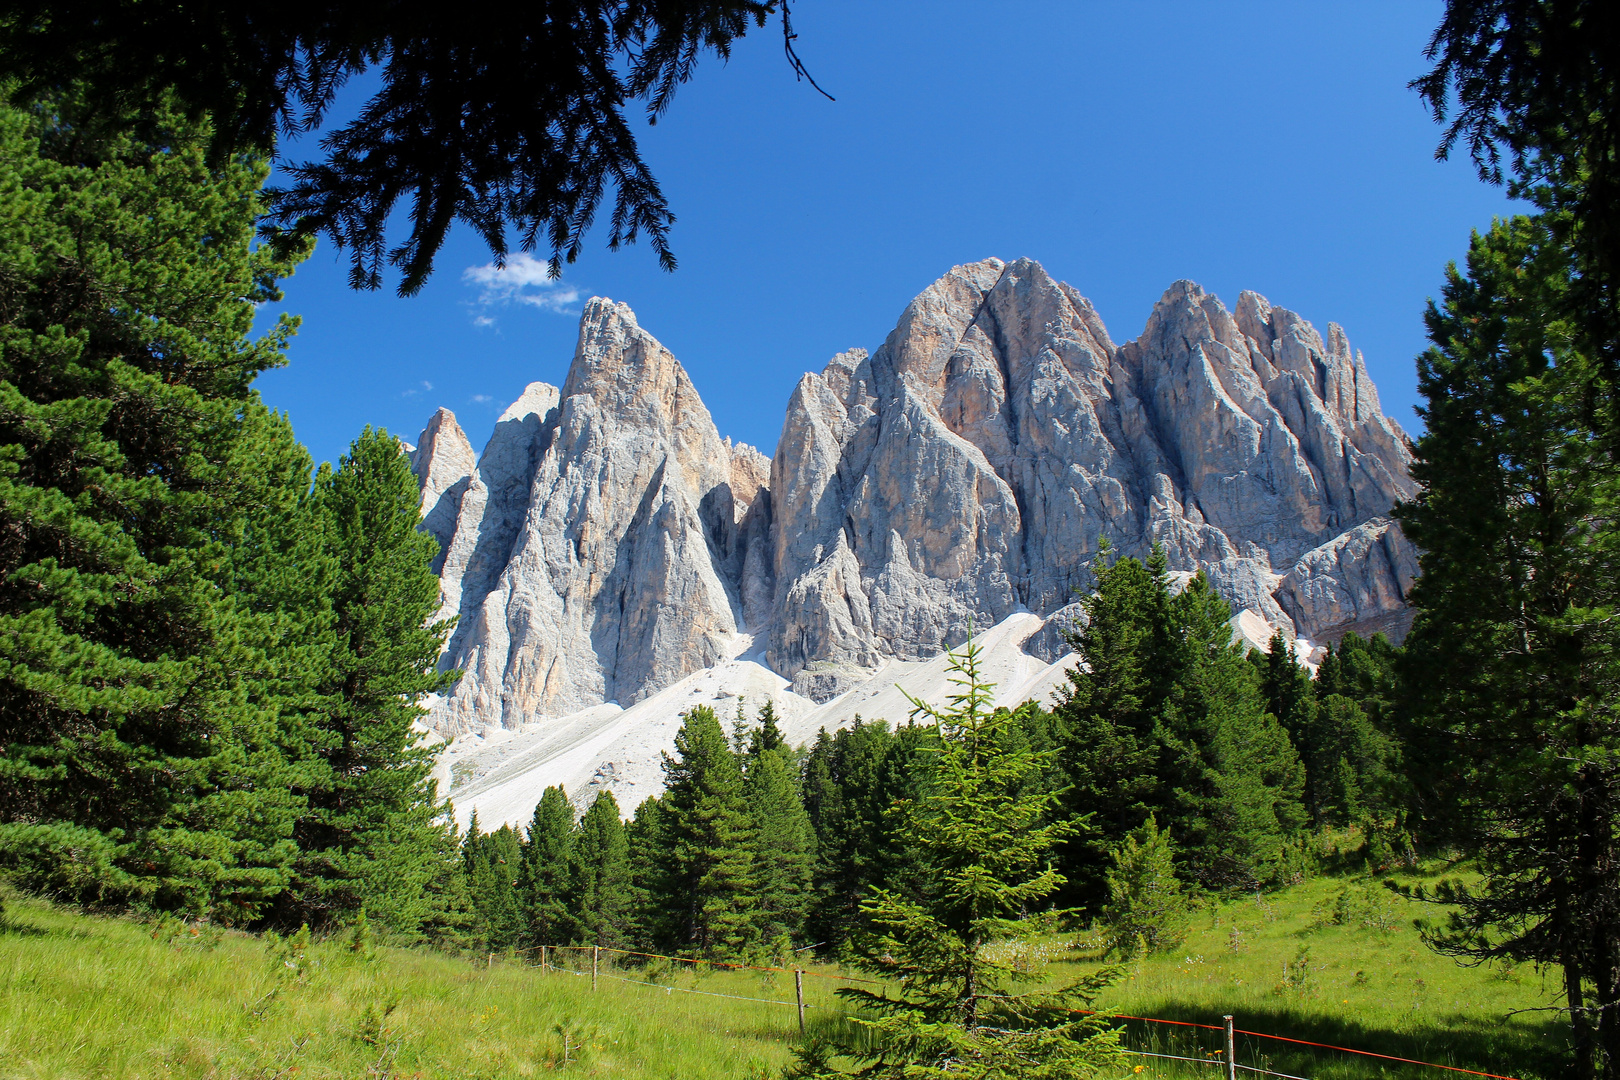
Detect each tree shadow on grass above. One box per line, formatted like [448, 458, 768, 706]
[1107, 1000, 1567, 1080]
[0, 918, 47, 937]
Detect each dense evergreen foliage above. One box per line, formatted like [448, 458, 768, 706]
[0, 0, 787, 294]
[1050, 544, 1304, 908]
[0, 89, 311, 918]
[273, 428, 459, 932]
[1395, 215, 1620, 1078]
[792, 644, 1124, 1079]
[0, 90, 464, 936]
[1256, 630, 1402, 830]
[568, 790, 632, 947]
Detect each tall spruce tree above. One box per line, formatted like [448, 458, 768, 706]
[793, 643, 1124, 1079]
[1394, 215, 1620, 1078]
[1054, 544, 1304, 905]
[269, 427, 458, 932]
[567, 790, 631, 947]
[655, 705, 758, 955]
[744, 736, 813, 946]
[802, 719, 914, 950]
[624, 793, 670, 948]
[464, 819, 526, 950]
[0, 89, 312, 918]
[518, 785, 576, 946]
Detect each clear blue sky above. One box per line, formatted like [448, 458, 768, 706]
[256, 1, 1515, 469]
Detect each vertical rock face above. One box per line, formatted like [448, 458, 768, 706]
[410, 408, 477, 573]
[417, 259, 1420, 733]
[765, 258, 1417, 697]
[424, 300, 752, 734]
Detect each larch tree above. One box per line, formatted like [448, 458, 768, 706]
[793, 643, 1124, 1080]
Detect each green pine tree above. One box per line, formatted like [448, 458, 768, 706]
[1256, 631, 1401, 829]
[803, 719, 920, 951]
[567, 790, 632, 947]
[1054, 544, 1304, 901]
[1100, 815, 1188, 959]
[745, 740, 814, 946]
[519, 785, 576, 946]
[463, 816, 526, 950]
[1393, 214, 1620, 1077]
[748, 699, 786, 756]
[1163, 573, 1306, 886]
[1050, 543, 1166, 912]
[793, 643, 1124, 1079]
[624, 794, 670, 949]
[0, 88, 312, 919]
[269, 426, 459, 933]
[656, 705, 758, 956]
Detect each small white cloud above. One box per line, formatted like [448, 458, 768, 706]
[471, 394, 493, 405]
[462, 253, 583, 327]
[401, 380, 435, 399]
[422, 380, 434, 392]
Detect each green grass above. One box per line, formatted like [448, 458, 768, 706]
[0, 866, 1569, 1080]
[1062, 866, 1567, 1079]
[0, 898, 856, 1079]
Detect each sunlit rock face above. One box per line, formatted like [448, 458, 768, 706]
[414, 259, 1418, 732]
[764, 258, 1415, 698]
[410, 408, 477, 573]
[416, 300, 757, 734]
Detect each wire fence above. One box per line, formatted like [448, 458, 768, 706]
[486, 943, 1523, 1080]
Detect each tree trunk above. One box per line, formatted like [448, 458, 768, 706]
[1566, 943, 1595, 1080]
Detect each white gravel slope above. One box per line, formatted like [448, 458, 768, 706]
[438, 612, 1078, 827]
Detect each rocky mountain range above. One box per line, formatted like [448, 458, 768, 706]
[412, 257, 1418, 815]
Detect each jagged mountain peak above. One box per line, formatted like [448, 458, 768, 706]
[418, 298, 755, 734]
[415, 258, 1418, 752]
[411, 407, 477, 571]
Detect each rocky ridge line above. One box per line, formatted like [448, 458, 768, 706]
[413, 258, 1418, 735]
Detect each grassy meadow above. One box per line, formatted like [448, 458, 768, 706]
[0, 863, 1565, 1080]
[1074, 865, 1566, 1079]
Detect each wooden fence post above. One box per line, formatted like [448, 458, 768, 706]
[541, 945, 548, 973]
[593, 946, 600, 991]
[1224, 1015, 1236, 1080]
[795, 969, 806, 1036]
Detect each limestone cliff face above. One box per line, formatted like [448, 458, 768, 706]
[764, 258, 1416, 697]
[416, 259, 1420, 732]
[418, 299, 752, 734]
[410, 408, 477, 573]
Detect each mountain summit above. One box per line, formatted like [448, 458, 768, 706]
[414, 258, 1417, 745]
